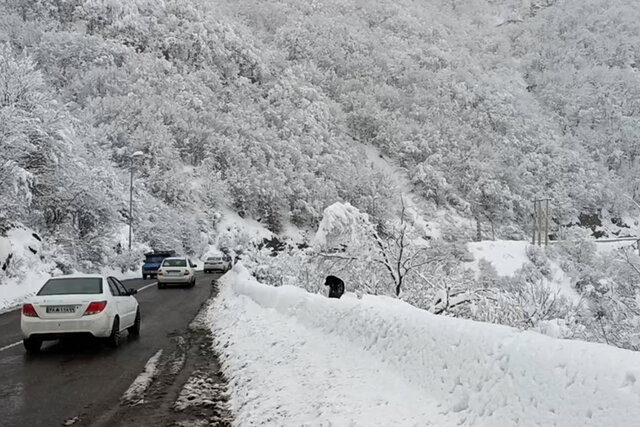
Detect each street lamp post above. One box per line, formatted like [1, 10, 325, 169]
[128, 151, 144, 252]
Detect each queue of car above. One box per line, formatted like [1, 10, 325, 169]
[19, 251, 232, 354]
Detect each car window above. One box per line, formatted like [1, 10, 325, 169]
[107, 278, 121, 296]
[113, 278, 129, 296]
[38, 278, 103, 295]
[145, 256, 166, 264]
[163, 259, 187, 267]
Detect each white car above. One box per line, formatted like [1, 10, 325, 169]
[203, 254, 232, 273]
[157, 257, 197, 288]
[21, 274, 140, 353]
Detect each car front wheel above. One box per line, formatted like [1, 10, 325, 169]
[23, 337, 42, 353]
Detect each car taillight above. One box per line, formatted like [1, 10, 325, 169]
[157, 269, 163, 275]
[183, 270, 190, 275]
[22, 304, 38, 317]
[84, 301, 107, 315]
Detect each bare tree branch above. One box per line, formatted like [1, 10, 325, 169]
[621, 247, 640, 278]
[623, 194, 640, 211]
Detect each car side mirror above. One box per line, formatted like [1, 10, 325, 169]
[128, 288, 137, 295]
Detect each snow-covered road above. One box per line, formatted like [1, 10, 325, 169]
[211, 265, 640, 427]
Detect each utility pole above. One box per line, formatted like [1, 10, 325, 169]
[532, 201, 537, 245]
[532, 198, 551, 246]
[545, 199, 549, 246]
[128, 151, 144, 252]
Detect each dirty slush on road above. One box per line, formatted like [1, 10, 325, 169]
[87, 282, 233, 427]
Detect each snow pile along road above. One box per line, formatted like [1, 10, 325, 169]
[0, 227, 51, 312]
[210, 265, 640, 426]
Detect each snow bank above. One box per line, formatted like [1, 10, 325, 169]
[212, 265, 640, 426]
[0, 227, 53, 313]
[121, 349, 163, 406]
[466, 240, 530, 277]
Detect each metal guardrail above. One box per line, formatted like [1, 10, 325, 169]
[591, 237, 640, 243]
[547, 237, 639, 245]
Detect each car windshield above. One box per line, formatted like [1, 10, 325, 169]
[145, 256, 166, 263]
[207, 257, 221, 261]
[163, 259, 187, 267]
[37, 278, 103, 295]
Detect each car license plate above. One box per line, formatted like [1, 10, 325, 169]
[168, 270, 181, 275]
[46, 305, 77, 314]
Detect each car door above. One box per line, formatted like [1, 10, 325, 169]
[107, 278, 126, 325]
[107, 277, 131, 328]
[113, 278, 136, 327]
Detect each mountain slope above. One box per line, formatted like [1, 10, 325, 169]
[1, 0, 639, 291]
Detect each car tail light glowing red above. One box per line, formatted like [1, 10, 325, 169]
[84, 301, 107, 315]
[22, 304, 38, 317]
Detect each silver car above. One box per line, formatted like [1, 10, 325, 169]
[157, 257, 197, 288]
[203, 254, 232, 273]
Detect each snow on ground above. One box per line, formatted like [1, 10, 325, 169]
[121, 349, 163, 406]
[466, 240, 581, 302]
[0, 227, 53, 313]
[174, 370, 229, 412]
[279, 219, 306, 245]
[0, 225, 144, 313]
[211, 265, 640, 426]
[466, 240, 529, 277]
[0, 270, 50, 314]
[592, 239, 638, 254]
[216, 209, 273, 244]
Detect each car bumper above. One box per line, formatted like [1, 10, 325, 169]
[21, 312, 113, 339]
[204, 264, 228, 271]
[157, 275, 193, 284]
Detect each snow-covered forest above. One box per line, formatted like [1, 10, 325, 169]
[2, 0, 640, 350]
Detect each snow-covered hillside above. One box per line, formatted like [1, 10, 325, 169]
[466, 240, 581, 302]
[0, 227, 51, 312]
[211, 266, 640, 426]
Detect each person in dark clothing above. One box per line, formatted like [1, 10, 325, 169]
[324, 275, 345, 299]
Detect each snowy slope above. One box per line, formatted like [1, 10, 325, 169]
[0, 226, 142, 313]
[211, 265, 640, 426]
[0, 227, 52, 313]
[466, 240, 582, 302]
[466, 240, 530, 277]
[361, 144, 442, 239]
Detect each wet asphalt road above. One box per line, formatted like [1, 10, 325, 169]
[0, 272, 219, 427]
